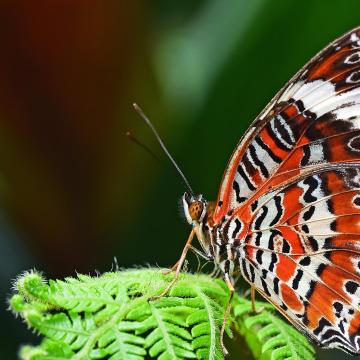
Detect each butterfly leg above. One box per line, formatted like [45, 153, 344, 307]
[152, 229, 195, 300]
[161, 260, 179, 275]
[162, 246, 202, 274]
[250, 285, 264, 314]
[251, 285, 256, 313]
[162, 237, 209, 275]
[189, 244, 211, 260]
[220, 272, 234, 356]
[210, 266, 222, 278]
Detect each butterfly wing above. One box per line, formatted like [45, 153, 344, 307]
[214, 26, 360, 224]
[234, 165, 360, 354]
[214, 27, 360, 354]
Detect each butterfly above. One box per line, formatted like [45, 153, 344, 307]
[135, 26, 360, 356]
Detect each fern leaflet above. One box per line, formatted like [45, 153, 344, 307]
[233, 298, 316, 360]
[9, 268, 315, 359]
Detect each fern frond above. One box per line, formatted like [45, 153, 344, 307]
[10, 270, 227, 359]
[233, 298, 316, 360]
[9, 268, 315, 360]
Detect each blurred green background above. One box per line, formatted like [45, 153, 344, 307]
[0, 0, 359, 359]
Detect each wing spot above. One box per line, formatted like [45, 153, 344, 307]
[301, 224, 310, 233]
[339, 321, 345, 334]
[251, 200, 258, 212]
[282, 239, 291, 253]
[330, 220, 337, 232]
[303, 205, 315, 221]
[316, 263, 326, 277]
[344, 51, 360, 64]
[333, 301, 343, 314]
[273, 277, 279, 295]
[256, 249, 263, 265]
[299, 256, 311, 266]
[345, 280, 359, 294]
[269, 253, 278, 272]
[313, 317, 332, 336]
[348, 134, 360, 153]
[353, 195, 360, 208]
[305, 280, 316, 300]
[292, 269, 303, 290]
[346, 70, 360, 83]
[308, 236, 319, 251]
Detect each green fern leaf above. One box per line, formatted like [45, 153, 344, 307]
[20, 339, 75, 360]
[9, 268, 315, 360]
[233, 298, 316, 360]
[10, 269, 227, 359]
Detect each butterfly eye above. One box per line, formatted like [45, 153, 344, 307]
[189, 201, 204, 221]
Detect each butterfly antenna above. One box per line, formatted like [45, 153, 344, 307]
[126, 131, 160, 162]
[132, 103, 195, 197]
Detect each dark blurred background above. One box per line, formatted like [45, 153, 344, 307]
[0, 0, 359, 359]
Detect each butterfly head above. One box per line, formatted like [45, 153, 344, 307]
[182, 192, 208, 226]
[182, 192, 216, 257]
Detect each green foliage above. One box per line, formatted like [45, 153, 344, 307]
[9, 269, 315, 360]
[233, 298, 315, 360]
